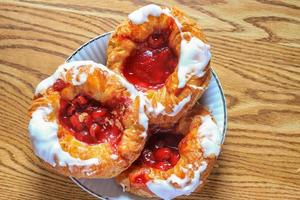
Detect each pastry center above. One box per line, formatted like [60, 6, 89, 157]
[136, 131, 183, 171]
[58, 94, 124, 146]
[123, 29, 178, 90]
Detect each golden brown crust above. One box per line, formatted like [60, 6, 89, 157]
[107, 6, 211, 127]
[116, 105, 219, 198]
[28, 62, 146, 178]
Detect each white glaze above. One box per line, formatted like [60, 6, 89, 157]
[189, 84, 205, 90]
[71, 68, 87, 86]
[144, 97, 165, 116]
[198, 115, 222, 157]
[128, 4, 183, 35]
[145, 95, 190, 117]
[163, 95, 191, 117]
[177, 37, 211, 88]
[136, 92, 149, 137]
[128, 4, 163, 25]
[146, 161, 207, 200]
[28, 106, 100, 167]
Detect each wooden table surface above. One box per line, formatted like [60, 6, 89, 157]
[1, 0, 299, 199]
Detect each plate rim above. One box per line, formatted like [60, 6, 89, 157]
[66, 32, 228, 200]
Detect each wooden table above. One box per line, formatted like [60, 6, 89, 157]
[0, 0, 299, 199]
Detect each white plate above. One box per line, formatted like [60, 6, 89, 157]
[66, 32, 227, 200]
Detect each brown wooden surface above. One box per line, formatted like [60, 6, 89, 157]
[0, 0, 300, 199]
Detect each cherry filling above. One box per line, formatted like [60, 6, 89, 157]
[135, 132, 183, 171]
[123, 29, 178, 90]
[53, 79, 68, 92]
[130, 171, 150, 186]
[58, 94, 125, 146]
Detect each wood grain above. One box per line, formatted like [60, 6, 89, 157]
[0, 0, 299, 199]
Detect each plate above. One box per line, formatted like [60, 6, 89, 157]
[66, 32, 227, 200]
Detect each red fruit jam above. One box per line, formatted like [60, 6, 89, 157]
[136, 131, 183, 171]
[130, 172, 149, 186]
[123, 29, 178, 90]
[53, 79, 68, 91]
[58, 94, 125, 146]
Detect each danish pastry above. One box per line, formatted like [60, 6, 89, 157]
[28, 61, 148, 178]
[116, 105, 222, 199]
[107, 4, 211, 127]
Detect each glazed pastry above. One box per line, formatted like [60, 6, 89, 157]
[107, 4, 211, 127]
[116, 105, 222, 199]
[28, 61, 148, 178]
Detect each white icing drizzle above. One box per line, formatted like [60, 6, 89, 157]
[144, 94, 191, 117]
[28, 106, 100, 167]
[128, 4, 182, 31]
[128, 4, 164, 25]
[135, 92, 149, 138]
[177, 38, 211, 88]
[34, 61, 148, 137]
[146, 161, 207, 200]
[189, 84, 205, 90]
[198, 115, 222, 157]
[128, 4, 183, 36]
[163, 95, 191, 117]
[144, 97, 165, 116]
[71, 69, 87, 86]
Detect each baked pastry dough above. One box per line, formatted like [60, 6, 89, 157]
[107, 4, 211, 127]
[28, 61, 148, 178]
[116, 105, 222, 199]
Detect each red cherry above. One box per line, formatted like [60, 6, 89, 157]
[154, 161, 172, 171]
[110, 126, 120, 136]
[157, 47, 171, 59]
[66, 105, 76, 116]
[170, 152, 180, 166]
[75, 130, 89, 141]
[122, 30, 177, 90]
[60, 116, 71, 128]
[53, 79, 67, 91]
[83, 115, 93, 128]
[91, 108, 107, 119]
[130, 172, 149, 185]
[96, 128, 108, 143]
[154, 147, 172, 162]
[134, 174, 148, 185]
[89, 123, 101, 138]
[85, 105, 95, 113]
[58, 93, 125, 146]
[107, 126, 121, 143]
[142, 149, 155, 165]
[70, 114, 84, 131]
[72, 95, 88, 107]
[148, 33, 165, 48]
[60, 99, 68, 111]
